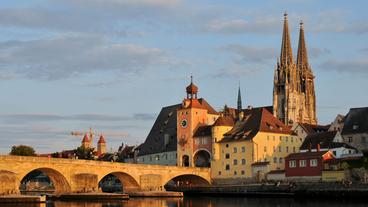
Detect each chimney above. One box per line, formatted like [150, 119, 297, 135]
[247, 105, 253, 110]
[308, 143, 312, 152]
[317, 143, 320, 152]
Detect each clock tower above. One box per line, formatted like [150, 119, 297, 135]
[177, 76, 217, 167]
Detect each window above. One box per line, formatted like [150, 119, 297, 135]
[241, 146, 245, 152]
[241, 170, 245, 175]
[278, 146, 282, 152]
[362, 137, 366, 144]
[242, 159, 246, 165]
[218, 171, 221, 175]
[234, 171, 237, 175]
[225, 164, 230, 170]
[285, 136, 288, 142]
[273, 136, 275, 141]
[293, 147, 296, 153]
[267, 135, 270, 141]
[225, 153, 230, 159]
[280, 136, 282, 141]
[273, 146, 276, 152]
[289, 160, 296, 168]
[273, 157, 277, 163]
[291, 137, 294, 142]
[286, 146, 289, 153]
[202, 138, 208, 145]
[310, 159, 318, 167]
[279, 158, 283, 163]
[333, 151, 336, 156]
[353, 125, 359, 130]
[233, 159, 238, 165]
[348, 137, 353, 143]
[233, 147, 237, 153]
[299, 160, 307, 167]
[194, 139, 199, 145]
[226, 144, 229, 148]
[264, 146, 267, 152]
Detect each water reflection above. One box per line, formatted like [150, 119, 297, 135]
[2, 197, 368, 207]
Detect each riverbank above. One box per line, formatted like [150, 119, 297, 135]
[0, 195, 46, 203]
[168, 182, 368, 198]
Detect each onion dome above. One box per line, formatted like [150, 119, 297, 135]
[98, 135, 106, 144]
[186, 75, 198, 99]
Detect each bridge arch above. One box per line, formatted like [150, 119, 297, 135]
[20, 168, 71, 194]
[99, 172, 140, 193]
[163, 174, 211, 190]
[193, 149, 211, 167]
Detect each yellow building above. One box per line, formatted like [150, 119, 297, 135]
[211, 107, 302, 181]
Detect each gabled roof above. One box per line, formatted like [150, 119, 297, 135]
[193, 125, 212, 137]
[219, 107, 292, 143]
[298, 123, 329, 134]
[285, 151, 329, 159]
[341, 107, 368, 135]
[300, 131, 338, 150]
[213, 116, 235, 127]
[138, 104, 180, 156]
[198, 98, 219, 115]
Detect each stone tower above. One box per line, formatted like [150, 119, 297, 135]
[97, 134, 106, 156]
[273, 13, 317, 125]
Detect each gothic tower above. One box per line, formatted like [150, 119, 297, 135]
[273, 13, 317, 125]
[296, 21, 317, 124]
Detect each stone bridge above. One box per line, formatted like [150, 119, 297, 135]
[0, 155, 211, 195]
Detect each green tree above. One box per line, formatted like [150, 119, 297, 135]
[76, 146, 95, 160]
[10, 145, 36, 156]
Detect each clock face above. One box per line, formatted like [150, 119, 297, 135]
[181, 119, 188, 128]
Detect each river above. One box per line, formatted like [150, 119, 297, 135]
[2, 196, 368, 207]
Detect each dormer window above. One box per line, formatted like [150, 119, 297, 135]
[353, 124, 359, 130]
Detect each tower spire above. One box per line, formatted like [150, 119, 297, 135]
[280, 12, 293, 66]
[297, 20, 309, 71]
[237, 83, 242, 112]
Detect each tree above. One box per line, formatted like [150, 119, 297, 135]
[76, 146, 95, 160]
[10, 145, 36, 156]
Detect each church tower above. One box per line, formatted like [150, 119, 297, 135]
[97, 134, 106, 156]
[296, 21, 317, 124]
[177, 76, 218, 167]
[273, 13, 317, 125]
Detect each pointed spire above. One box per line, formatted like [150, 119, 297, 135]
[280, 12, 294, 66]
[237, 83, 242, 112]
[297, 20, 309, 71]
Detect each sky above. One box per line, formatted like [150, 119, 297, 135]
[0, 0, 367, 154]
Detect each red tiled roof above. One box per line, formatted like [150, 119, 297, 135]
[82, 134, 89, 143]
[213, 116, 235, 126]
[98, 135, 106, 144]
[219, 107, 292, 143]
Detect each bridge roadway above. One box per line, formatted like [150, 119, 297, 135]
[0, 155, 211, 195]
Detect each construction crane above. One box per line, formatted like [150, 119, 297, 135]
[70, 128, 129, 144]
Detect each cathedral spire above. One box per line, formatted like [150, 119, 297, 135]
[297, 20, 309, 71]
[280, 12, 293, 66]
[237, 83, 242, 112]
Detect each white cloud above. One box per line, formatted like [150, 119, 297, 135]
[0, 34, 169, 80]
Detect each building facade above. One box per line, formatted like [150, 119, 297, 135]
[211, 107, 302, 181]
[273, 13, 317, 125]
[176, 77, 219, 167]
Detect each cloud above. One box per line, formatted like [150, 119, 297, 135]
[320, 59, 368, 73]
[0, 113, 157, 124]
[309, 48, 331, 58]
[219, 44, 276, 63]
[0, 34, 169, 80]
[202, 16, 280, 34]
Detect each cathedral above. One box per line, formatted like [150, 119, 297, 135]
[273, 13, 317, 125]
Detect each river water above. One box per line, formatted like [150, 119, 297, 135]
[2, 197, 368, 207]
